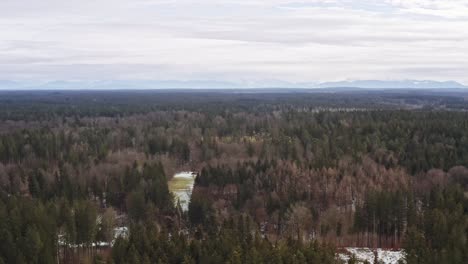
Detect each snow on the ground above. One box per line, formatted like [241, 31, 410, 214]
[337, 247, 405, 264]
[172, 171, 196, 179]
[59, 226, 128, 248]
[114, 226, 128, 240]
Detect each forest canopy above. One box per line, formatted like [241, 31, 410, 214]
[0, 90, 466, 264]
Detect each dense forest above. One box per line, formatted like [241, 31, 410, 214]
[0, 90, 467, 263]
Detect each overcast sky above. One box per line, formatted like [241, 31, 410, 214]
[1, 0, 467, 84]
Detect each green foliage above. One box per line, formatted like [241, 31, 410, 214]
[74, 200, 98, 245]
[111, 221, 336, 264]
[0, 196, 57, 264]
[404, 185, 468, 264]
[0, 91, 467, 263]
[353, 191, 407, 244]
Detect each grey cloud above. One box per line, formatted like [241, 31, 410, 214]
[0, 0, 467, 84]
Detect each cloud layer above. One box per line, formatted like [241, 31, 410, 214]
[0, 0, 467, 84]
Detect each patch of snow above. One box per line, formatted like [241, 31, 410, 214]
[114, 226, 128, 240]
[93, 241, 110, 247]
[337, 247, 405, 264]
[376, 248, 405, 264]
[172, 171, 196, 179]
[338, 253, 350, 263]
[58, 226, 128, 248]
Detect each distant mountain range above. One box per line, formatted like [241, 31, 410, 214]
[316, 80, 467, 89]
[0, 79, 466, 90]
